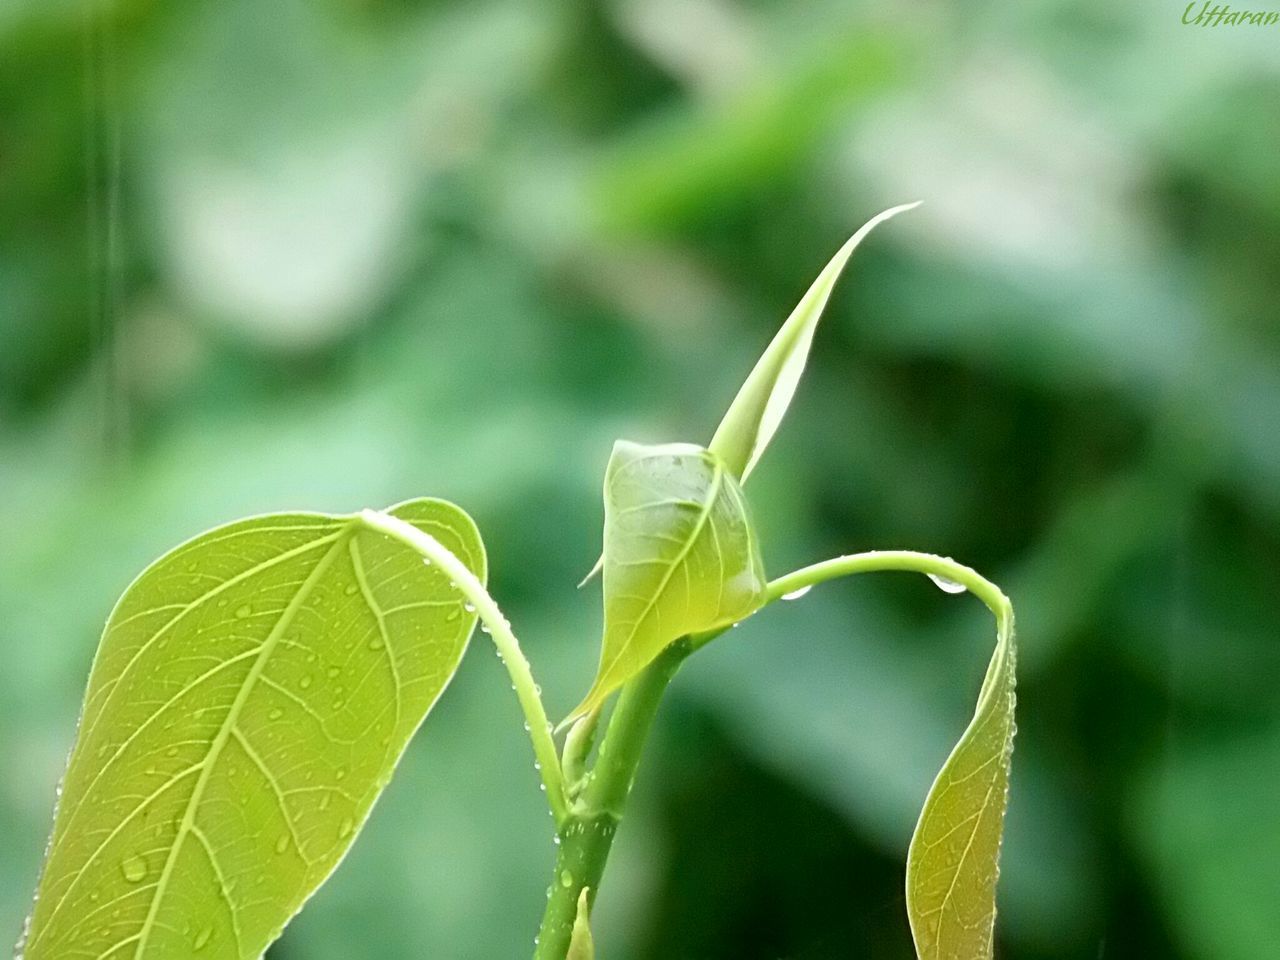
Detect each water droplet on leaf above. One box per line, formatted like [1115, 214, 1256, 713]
[121, 854, 147, 883]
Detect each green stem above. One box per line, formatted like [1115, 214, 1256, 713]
[690, 550, 1012, 653]
[534, 640, 690, 960]
[357, 509, 569, 826]
[532, 550, 1008, 958]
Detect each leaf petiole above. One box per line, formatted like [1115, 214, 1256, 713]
[688, 550, 1012, 653]
[358, 509, 570, 826]
[766, 550, 1011, 623]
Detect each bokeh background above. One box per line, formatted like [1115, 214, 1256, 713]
[3, 0, 1279, 957]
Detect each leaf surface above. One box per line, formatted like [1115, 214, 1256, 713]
[905, 607, 1017, 960]
[21, 498, 485, 960]
[566, 441, 765, 722]
[709, 201, 919, 481]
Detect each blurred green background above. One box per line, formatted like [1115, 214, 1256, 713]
[3, 0, 1279, 957]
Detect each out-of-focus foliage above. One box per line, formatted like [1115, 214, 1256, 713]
[1, 0, 1276, 958]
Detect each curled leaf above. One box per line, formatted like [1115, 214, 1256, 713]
[709, 201, 920, 482]
[905, 605, 1017, 960]
[566, 441, 766, 723]
[21, 499, 485, 960]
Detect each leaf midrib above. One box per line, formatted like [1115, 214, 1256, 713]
[132, 522, 357, 959]
[27, 529, 351, 955]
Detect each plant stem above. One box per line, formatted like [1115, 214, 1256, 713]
[530, 550, 1009, 958]
[689, 550, 1013, 654]
[357, 509, 569, 826]
[534, 640, 690, 960]
[767, 550, 1011, 620]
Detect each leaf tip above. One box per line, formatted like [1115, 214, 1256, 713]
[567, 887, 595, 960]
[577, 554, 604, 589]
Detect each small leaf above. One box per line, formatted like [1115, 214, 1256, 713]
[905, 607, 1017, 960]
[709, 201, 920, 481]
[566, 887, 595, 960]
[20, 499, 485, 960]
[566, 441, 766, 722]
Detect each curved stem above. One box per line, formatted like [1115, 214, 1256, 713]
[358, 509, 569, 826]
[690, 550, 1012, 653]
[532, 549, 1010, 957]
[769, 551, 1011, 620]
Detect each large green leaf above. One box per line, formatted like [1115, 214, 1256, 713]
[566, 441, 766, 722]
[709, 201, 920, 482]
[905, 607, 1017, 960]
[20, 499, 485, 960]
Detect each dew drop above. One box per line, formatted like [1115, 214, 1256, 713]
[344, 583, 359, 596]
[299, 675, 313, 690]
[928, 573, 968, 595]
[780, 585, 813, 601]
[268, 708, 284, 721]
[275, 834, 290, 854]
[369, 637, 384, 651]
[338, 818, 354, 839]
[559, 870, 574, 888]
[463, 602, 476, 614]
[327, 666, 341, 679]
[319, 793, 331, 811]
[193, 926, 213, 950]
[234, 604, 252, 619]
[121, 854, 147, 883]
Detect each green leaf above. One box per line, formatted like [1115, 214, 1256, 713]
[905, 606, 1017, 960]
[566, 441, 766, 722]
[566, 888, 595, 960]
[708, 201, 920, 482]
[20, 498, 485, 960]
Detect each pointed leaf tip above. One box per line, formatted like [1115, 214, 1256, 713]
[709, 200, 921, 482]
[566, 888, 595, 960]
